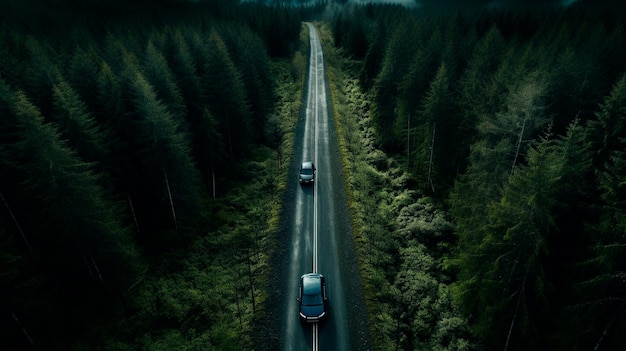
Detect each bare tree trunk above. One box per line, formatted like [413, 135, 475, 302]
[127, 192, 139, 234]
[124, 266, 149, 296]
[504, 269, 528, 351]
[511, 116, 527, 175]
[163, 167, 177, 229]
[594, 301, 622, 351]
[88, 250, 105, 287]
[212, 168, 216, 200]
[0, 192, 31, 250]
[11, 311, 35, 346]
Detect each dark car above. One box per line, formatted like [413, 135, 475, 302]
[299, 161, 316, 184]
[297, 273, 327, 323]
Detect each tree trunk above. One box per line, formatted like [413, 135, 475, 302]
[0, 192, 31, 250]
[504, 269, 528, 351]
[11, 311, 35, 346]
[163, 167, 177, 228]
[127, 192, 140, 234]
[511, 116, 527, 175]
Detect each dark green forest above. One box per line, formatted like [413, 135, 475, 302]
[1, 0, 308, 349]
[328, 2, 626, 350]
[2, 0, 626, 350]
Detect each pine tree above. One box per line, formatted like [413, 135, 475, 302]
[6, 87, 141, 291]
[51, 77, 109, 163]
[203, 28, 251, 163]
[22, 36, 60, 117]
[126, 70, 203, 239]
[413, 63, 458, 193]
[457, 24, 506, 139]
[371, 19, 420, 151]
[169, 28, 203, 118]
[142, 40, 188, 123]
[220, 24, 274, 142]
[67, 46, 103, 111]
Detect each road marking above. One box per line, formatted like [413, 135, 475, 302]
[306, 22, 320, 351]
[312, 323, 319, 351]
[312, 23, 319, 276]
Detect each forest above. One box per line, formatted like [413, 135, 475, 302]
[328, 1, 626, 350]
[1, 0, 626, 350]
[0, 0, 308, 349]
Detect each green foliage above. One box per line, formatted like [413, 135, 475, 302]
[203, 29, 252, 163]
[319, 22, 474, 351]
[0, 2, 305, 349]
[329, 3, 626, 350]
[51, 77, 109, 163]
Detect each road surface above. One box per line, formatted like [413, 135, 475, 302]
[275, 22, 370, 351]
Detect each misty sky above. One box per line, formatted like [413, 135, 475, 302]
[346, 0, 581, 8]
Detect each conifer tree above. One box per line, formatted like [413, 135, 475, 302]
[142, 40, 188, 123]
[51, 77, 109, 163]
[67, 46, 102, 111]
[371, 19, 420, 151]
[415, 63, 458, 193]
[22, 36, 60, 116]
[203, 28, 251, 163]
[6, 87, 141, 291]
[95, 61, 124, 127]
[126, 70, 203, 237]
[169, 28, 203, 118]
[457, 25, 505, 138]
[220, 24, 273, 142]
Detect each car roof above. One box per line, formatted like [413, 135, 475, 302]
[301, 161, 314, 169]
[301, 273, 323, 295]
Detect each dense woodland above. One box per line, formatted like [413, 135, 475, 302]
[0, 0, 307, 349]
[329, 2, 626, 350]
[2, 0, 626, 350]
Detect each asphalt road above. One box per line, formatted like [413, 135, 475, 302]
[276, 23, 371, 351]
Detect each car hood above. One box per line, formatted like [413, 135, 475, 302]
[301, 303, 324, 318]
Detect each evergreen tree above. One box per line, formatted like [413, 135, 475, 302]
[169, 28, 203, 118]
[22, 36, 60, 116]
[457, 25, 506, 140]
[126, 70, 204, 242]
[203, 28, 251, 163]
[142, 40, 188, 123]
[360, 18, 387, 90]
[220, 24, 274, 143]
[3, 86, 142, 295]
[414, 63, 458, 193]
[66, 46, 103, 112]
[51, 77, 109, 163]
[371, 19, 420, 151]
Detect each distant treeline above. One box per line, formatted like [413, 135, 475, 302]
[0, 1, 305, 348]
[331, 3, 626, 350]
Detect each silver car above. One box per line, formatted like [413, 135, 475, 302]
[299, 161, 316, 184]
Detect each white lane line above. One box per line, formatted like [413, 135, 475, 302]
[312, 23, 319, 276]
[312, 323, 319, 351]
[306, 22, 321, 351]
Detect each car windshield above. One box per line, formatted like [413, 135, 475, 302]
[302, 293, 323, 306]
[301, 168, 313, 175]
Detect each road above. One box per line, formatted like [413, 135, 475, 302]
[276, 22, 370, 351]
